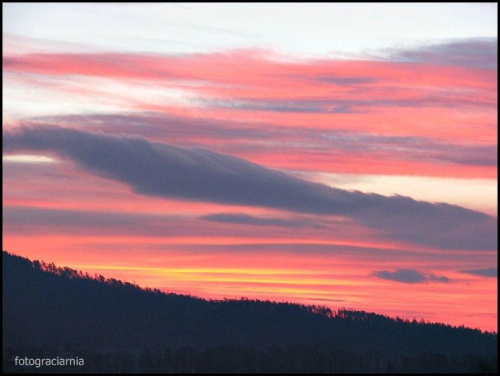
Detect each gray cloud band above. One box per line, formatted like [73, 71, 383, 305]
[3, 126, 497, 250]
[460, 268, 497, 278]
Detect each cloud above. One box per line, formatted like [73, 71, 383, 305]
[4, 206, 312, 239]
[315, 76, 378, 86]
[388, 38, 498, 69]
[155, 243, 491, 265]
[3, 206, 182, 237]
[199, 213, 319, 228]
[4, 47, 495, 113]
[372, 269, 450, 284]
[460, 268, 497, 278]
[206, 94, 495, 114]
[3, 126, 497, 250]
[319, 132, 497, 167]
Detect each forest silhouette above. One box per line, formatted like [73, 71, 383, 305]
[3, 251, 497, 373]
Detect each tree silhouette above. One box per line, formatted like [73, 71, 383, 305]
[2, 250, 497, 373]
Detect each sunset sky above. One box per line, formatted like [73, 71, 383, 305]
[3, 3, 498, 332]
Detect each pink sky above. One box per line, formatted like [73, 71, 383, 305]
[3, 4, 497, 332]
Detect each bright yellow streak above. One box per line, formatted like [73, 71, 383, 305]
[78, 264, 320, 275]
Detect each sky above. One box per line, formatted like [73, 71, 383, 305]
[2, 3, 498, 332]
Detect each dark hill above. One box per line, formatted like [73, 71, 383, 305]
[2, 251, 497, 373]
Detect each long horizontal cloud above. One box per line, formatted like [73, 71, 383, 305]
[3, 206, 320, 239]
[388, 38, 497, 69]
[3, 206, 182, 237]
[372, 269, 450, 284]
[460, 268, 497, 278]
[206, 94, 496, 113]
[199, 213, 320, 228]
[27, 113, 498, 169]
[3, 126, 497, 250]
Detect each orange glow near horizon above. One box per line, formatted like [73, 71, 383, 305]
[3, 230, 497, 333]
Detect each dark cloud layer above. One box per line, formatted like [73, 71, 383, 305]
[199, 213, 320, 228]
[372, 269, 450, 284]
[3, 126, 497, 250]
[389, 38, 498, 69]
[460, 268, 497, 278]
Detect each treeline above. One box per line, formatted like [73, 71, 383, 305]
[2, 251, 497, 373]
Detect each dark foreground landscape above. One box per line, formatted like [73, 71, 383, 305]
[3, 251, 497, 373]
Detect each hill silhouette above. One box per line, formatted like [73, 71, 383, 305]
[2, 251, 497, 373]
